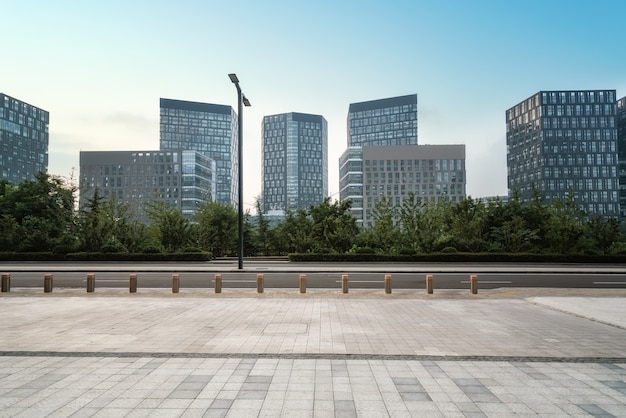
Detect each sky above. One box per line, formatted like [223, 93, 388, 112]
[2, 0, 626, 211]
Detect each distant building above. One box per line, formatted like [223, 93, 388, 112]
[338, 147, 365, 222]
[477, 195, 510, 205]
[79, 150, 216, 223]
[506, 90, 619, 217]
[262, 112, 328, 214]
[0, 93, 49, 184]
[362, 144, 466, 226]
[339, 94, 418, 225]
[160, 98, 237, 206]
[618, 96, 626, 218]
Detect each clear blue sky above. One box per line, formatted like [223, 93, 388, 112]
[3, 0, 625, 210]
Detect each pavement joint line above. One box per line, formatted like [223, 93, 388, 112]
[526, 298, 626, 331]
[1, 351, 625, 363]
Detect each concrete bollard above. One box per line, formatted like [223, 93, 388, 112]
[384, 274, 392, 294]
[172, 274, 180, 293]
[470, 274, 478, 294]
[129, 273, 137, 293]
[86, 273, 95, 293]
[257, 273, 264, 293]
[214, 274, 222, 293]
[44, 274, 53, 293]
[299, 274, 306, 294]
[426, 274, 433, 294]
[1, 273, 10, 292]
[341, 274, 349, 294]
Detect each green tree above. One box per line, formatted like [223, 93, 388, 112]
[398, 193, 421, 251]
[78, 189, 111, 252]
[277, 209, 314, 253]
[489, 215, 539, 253]
[365, 195, 401, 253]
[309, 198, 359, 253]
[255, 199, 270, 256]
[449, 197, 486, 252]
[545, 192, 586, 253]
[243, 210, 257, 256]
[195, 201, 237, 256]
[0, 214, 18, 251]
[585, 216, 620, 254]
[78, 191, 145, 252]
[521, 186, 552, 249]
[0, 173, 76, 252]
[400, 195, 450, 253]
[145, 202, 191, 252]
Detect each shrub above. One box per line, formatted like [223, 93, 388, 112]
[182, 246, 203, 253]
[353, 247, 375, 254]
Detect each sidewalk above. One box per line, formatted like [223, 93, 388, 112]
[1, 288, 625, 417]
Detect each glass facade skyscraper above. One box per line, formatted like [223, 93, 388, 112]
[0, 93, 49, 184]
[160, 98, 237, 206]
[339, 94, 418, 225]
[79, 150, 216, 223]
[346, 95, 418, 148]
[506, 90, 619, 217]
[262, 112, 328, 214]
[618, 96, 626, 218]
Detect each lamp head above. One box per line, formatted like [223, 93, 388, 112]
[228, 73, 239, 84]
[243, 95, 251, 107]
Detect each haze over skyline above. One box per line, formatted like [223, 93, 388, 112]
[3, 0, 625, 211]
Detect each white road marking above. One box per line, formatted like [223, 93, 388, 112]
[460, 281, 512, 284]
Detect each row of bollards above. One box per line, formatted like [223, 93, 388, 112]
[0, 272, 480, 294]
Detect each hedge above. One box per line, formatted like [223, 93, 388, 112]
[287, 252, 626, 263]
[0, 252, 212, 262]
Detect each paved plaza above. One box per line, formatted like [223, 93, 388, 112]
[1, 287, 625, 417]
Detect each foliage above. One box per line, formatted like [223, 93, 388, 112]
[276, 209, 313, 253]
[363, 195, 401, 253]
[145, 201, 192, 252]
[1, 174, 624, 258]
[195, 201, 237, 257]
[309, 198, 359, 253]
[585, 216, 620, 254]
[544, 192, 586, 254]
[0, 173, 76, 252]
[255, 199, 271, 256]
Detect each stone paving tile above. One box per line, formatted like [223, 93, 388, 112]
[0, 356, 624, 417]
[1, 294, 625, 416]
[1, 296, 625, 358]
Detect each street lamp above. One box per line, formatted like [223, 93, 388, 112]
[228, 73, 251, 270]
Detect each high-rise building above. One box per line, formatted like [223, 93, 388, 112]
[159, 98, 237, 206]
[618, 96, 626, 218]
[79, 150, 216, 223]
[339, 94, 418, 225]
[0, 93, 49, 184]
[262, 112, 328, 214]
[362, 144, 466, 226]
[506, 90, 619, 217]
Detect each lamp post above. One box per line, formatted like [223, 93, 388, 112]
[228, 73, 251, 270]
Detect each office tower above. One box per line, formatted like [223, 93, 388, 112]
[506, 90, 619, 217]
[618, 96, 626, 218]
[0, 93, 49, 184]
[262, 112, 328, 214]
[159, 98, 237, 206]
[79, 150, 216, 223]
[362, 144, 466, 226]
[339, 94, 418, 225]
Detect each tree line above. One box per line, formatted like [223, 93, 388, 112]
[1, 173, 624, 256]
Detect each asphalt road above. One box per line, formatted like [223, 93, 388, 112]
[3, 270, 626, 290]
